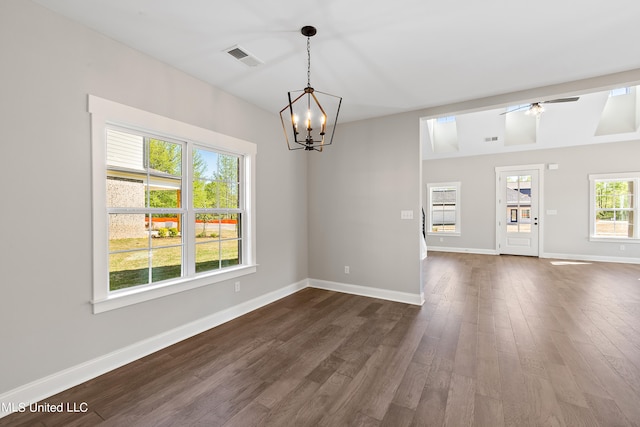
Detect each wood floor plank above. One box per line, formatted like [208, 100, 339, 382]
[357, 310, 430, 420]
[443, 373, 475, 427]
[544, 362, 590, 408]
[557, 402, 600, 427]
[476, 331, 502, 400]
[222, 401, 270, 427]
[316, 344, 397, 426]
[412, 387, 449, 427]
[294, 371, 352, 427]
[498, 350, 535, 427]
[550, 331, 611, 399]
[523, 373, 567, 427]
[392, 361, 430, 410]
[380, 403, 415, 427]
[584, 393, 633, 427]
[261, 379, 321, 427]
[411, 333, 439, 366]
[411, 356, 453, 426]
[453, 321, 477, 378]
[571, 341, 640, 423]
[474, 393, 505, 427]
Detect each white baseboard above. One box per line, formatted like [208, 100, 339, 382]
[0, 277, 427, 419]
[309, 278, 425, 306]
[428, 247, 640, 264]
[0, 279, 308, 419]
[427, 246, 498, 256]
[0, 277, 429, 419]
[541, 252, 640, 264]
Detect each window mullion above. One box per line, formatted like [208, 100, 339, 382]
[185, 142, 196, 277]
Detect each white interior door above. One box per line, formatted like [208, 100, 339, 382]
[497, 168, 540, 256]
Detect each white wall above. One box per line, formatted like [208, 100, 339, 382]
[0, 0, 308, 395]
[423, 140, 640, 261]
[307, 112, 423, 299]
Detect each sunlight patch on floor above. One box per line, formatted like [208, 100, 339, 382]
[550, 261, 592, 266]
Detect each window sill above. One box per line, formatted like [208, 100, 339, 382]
[92, 265, 257, 314]
[589, 236, 639, 244]
[427, 232, 461, 237]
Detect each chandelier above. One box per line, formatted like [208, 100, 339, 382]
[280, 26, 342, 152]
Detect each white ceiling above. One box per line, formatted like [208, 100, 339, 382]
[32, 0, 640, 123]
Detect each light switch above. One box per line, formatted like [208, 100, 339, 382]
[400, 210, 414, 220]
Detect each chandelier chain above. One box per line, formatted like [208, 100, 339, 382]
[307, 37, 311, 87]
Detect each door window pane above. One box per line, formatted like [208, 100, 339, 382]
[506, 174, 532, 233]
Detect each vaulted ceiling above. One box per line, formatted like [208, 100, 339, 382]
[423, 86, 640, 159]
[32, 0, 640, 125]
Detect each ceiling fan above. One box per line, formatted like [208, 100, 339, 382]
[500, 97, 580, 116]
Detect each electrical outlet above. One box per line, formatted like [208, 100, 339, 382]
[234, 281, 241, 292]
[344, 266, 350, 274]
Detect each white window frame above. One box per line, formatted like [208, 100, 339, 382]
[589, 172, 639, 242]
[427, 182, 461, 236]
[89, 95, 257, 313]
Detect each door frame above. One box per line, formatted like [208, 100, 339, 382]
[495, 164, 545, 256]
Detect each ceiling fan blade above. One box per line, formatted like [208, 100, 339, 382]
[500, 105, 530, 115]
[541, 97, 580, 104]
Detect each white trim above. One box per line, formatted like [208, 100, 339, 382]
[495, 164, 546, 173]
[427, 247, 640, 264]
[495, 164, 545, 256]
[589, 171, 640, 180]
[588, 237, 640, 244]
[0, 279, 308, 419]
[308, 278, 425, 306]
[588, 172, 640, 241]
[426, 181, 461, 235]
[427, 246, 499, 255]
[88, 95, 258, 312]
[92, 265, 258, 313]
[541, 252, 640, 265]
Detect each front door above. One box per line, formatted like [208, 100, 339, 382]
[497, 168, 539, 256]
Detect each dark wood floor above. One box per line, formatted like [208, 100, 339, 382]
[3, 252, 640, 426]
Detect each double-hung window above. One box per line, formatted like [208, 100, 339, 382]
[589, 172, 639, 241]
[427, 182, 461, 235]
[90, 95, 256, 313]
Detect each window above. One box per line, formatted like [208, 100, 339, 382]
[589, 173, 639, 241]
[90, 95, 257, 313]
[436, 116, 456, 123]
[609, 87, 630, 97]
[427, 182, 461, 235]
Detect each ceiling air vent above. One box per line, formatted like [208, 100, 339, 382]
[224, 45, 263, 67]
[484, 136, 499, 142]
